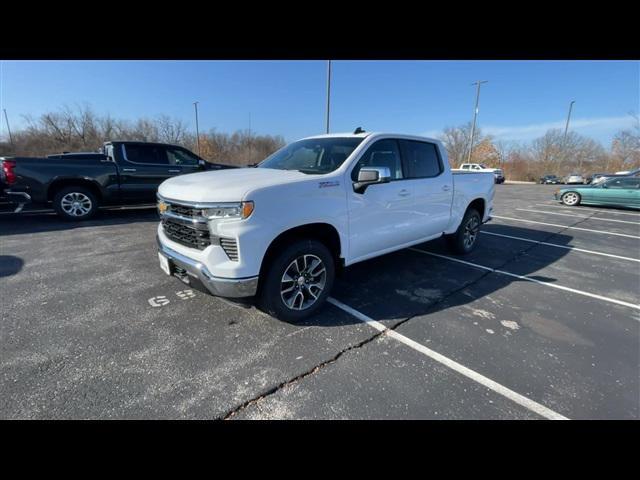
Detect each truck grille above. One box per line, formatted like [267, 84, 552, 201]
[169, 204, 199, 218]
[162, 218, 211, 250]
[220, 237, 239, 261]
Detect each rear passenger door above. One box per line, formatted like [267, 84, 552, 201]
[398, 139, 453, 236]
[119, 144, 175, 201]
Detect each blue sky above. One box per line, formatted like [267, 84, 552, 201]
[1, 60, 638, 146]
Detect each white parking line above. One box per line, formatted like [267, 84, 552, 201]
[327, 297, 569, 420]
[517, 208, 640, 225]
[481, 231, 640, 263]
[536, 203, 640, 217]
[493, 215, 640, 239]
[408, 248, 640, 311]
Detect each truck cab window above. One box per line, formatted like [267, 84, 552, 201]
[399, 140, 442, 178]
[351, 139, 403, 181]
[125, 145, 169, 165]
[167, 147, 200, 166]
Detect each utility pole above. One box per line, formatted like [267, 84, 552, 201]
[3, 108, 14, 147]
[248, 112, 252, 165]
[467, 80, 488, 164]
[325, 60, 332, 134]
[563, 100, 575, 144]
[563, 100, 576, 171]
[193, 101, 200, 156]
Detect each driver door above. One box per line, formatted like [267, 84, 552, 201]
[346, 139, 418, 262]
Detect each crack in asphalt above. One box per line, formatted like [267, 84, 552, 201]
[220, 208, 601, 420]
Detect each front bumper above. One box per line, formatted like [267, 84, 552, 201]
[157, 235, 258, 298]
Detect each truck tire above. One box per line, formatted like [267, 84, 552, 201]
[446, 208, 481, 255]
[258, 239, 335, 323]
[53, 186, 99, 221]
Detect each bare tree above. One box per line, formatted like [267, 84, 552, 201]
[611, 113, 640, 170]
[156, 115, 188, 144]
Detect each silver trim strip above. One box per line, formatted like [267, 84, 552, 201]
[5, 191, 32, 213]
[158, 193, 242, 209]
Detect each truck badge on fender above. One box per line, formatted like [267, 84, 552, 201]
[319, 181, 340, 188]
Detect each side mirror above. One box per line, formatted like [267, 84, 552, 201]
[353, 166, 391, 193]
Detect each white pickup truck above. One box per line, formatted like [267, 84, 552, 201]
[156, 131, 495, 321]
[458, 163, 505, 184]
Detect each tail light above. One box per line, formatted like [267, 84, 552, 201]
[1, 160, 17, 185]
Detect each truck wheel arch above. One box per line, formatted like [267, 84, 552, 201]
[467, 198, 485, 220]
[47, 178, 103, 202]
[258, 223, 343, 283]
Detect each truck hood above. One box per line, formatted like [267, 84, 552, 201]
[158, 167, 310, 203]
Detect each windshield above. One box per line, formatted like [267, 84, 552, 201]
[257, 137, 364, 174]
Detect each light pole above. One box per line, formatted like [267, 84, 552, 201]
[325, 60, 332, 134]
[564, 100, 576, 169]
[193, 101, 200, 156]
[467, 80, 488, 164]
[563, 100, 575, 144]
[3, 109, 13, 147]
[248, 111, 252, 164]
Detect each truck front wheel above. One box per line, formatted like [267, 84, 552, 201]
[446, 208, 481, 254]
[258, 239, 335, 322]
[53, 186, 99, 221]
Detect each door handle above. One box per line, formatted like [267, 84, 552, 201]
[122, 168, 136, 172]
[398, 189, 411, 197]
[442, 185, 451, 191]
[168, 169, 181, 173]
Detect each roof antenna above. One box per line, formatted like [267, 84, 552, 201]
[353, 127, 365, 134]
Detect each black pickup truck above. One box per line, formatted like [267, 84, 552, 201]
[0, 141, 236, 220]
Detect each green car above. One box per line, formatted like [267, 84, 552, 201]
[555, 176, 640, 209]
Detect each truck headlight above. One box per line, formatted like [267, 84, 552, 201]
[202, 201, 254, 220]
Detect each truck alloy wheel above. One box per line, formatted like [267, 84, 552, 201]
[463, 215, 480, 250]
[53, 186, 98, 221]
[60, 192, 93, 217]
[446, 208, 481, 254]
[280, 254, 327, 310]
[258, 239, 335, 322]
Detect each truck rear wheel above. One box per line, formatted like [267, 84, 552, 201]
[446, 208, 481, 255]
[258, 239, 335, 323]
[53, 186, 99, 221]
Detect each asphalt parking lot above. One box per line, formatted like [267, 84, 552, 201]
[1, 185, 639, 419]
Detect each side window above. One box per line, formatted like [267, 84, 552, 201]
[125, 144, 169, 165]
[609, 178, 640, 189]
[461, 165, 470, 170]
[399, 140, 443, 178]
[167, 147, 200, 166]
[351, 139, 403, 181]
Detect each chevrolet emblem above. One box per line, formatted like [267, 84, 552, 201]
[158, 201, 169, 214]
